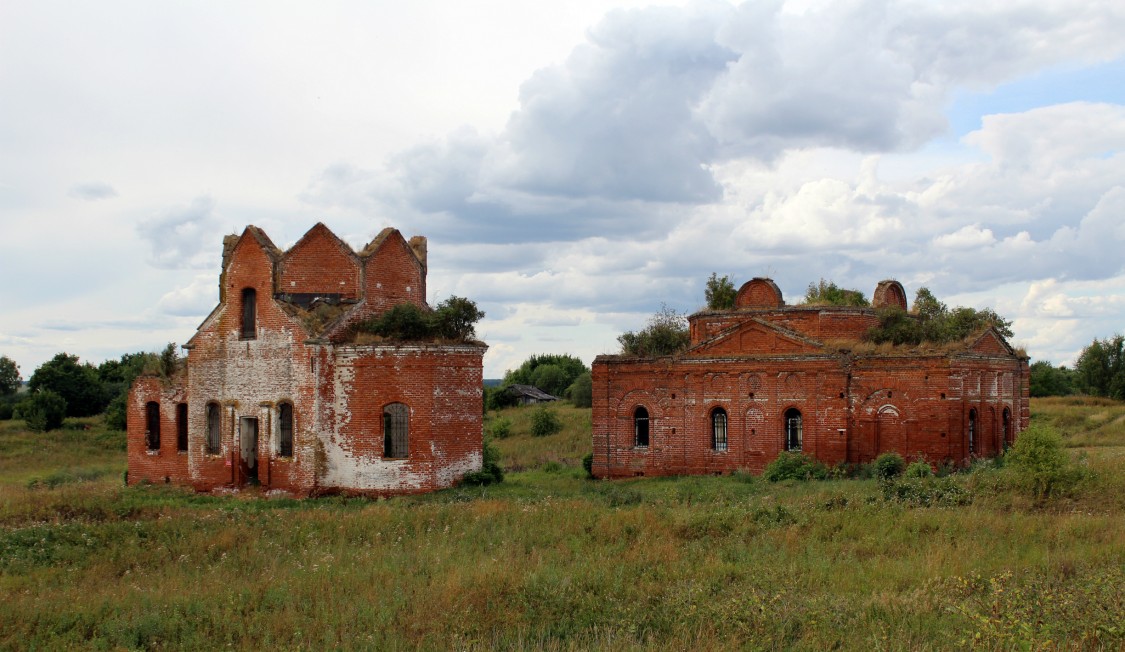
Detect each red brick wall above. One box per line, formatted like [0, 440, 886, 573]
[690, 307, 881, 346]
[128, 225, 486, 498]
[316, 344, 485, 495]
[592, 349, 1029, 479]
[362, 231, 427, 315]
[278, 223, 361, 300]
[126, 375, 191, 486]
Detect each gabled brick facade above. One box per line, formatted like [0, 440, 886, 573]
[592, 278, 1029, 478]
[127, 224, 487, 497]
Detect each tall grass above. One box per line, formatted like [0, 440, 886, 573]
[1, 401, 1124, 649]
[488, 403, 590, 471]
[1032, 395, 1125, 447]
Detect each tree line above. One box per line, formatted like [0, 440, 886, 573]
[1031, 334, 1125, 399]
[488, 353, 592, 409]
[0, 345, 180, 432]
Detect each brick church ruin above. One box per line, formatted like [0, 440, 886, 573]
[591, 278, 1029, 479]
[127, 223, 486, 496]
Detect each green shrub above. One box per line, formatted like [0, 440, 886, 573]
[617, 305, 690, 357]
[565, 372, 592, 408]
[431, 295, 485, 341]
[0, 402, 12, 420]
[873, 452, 906, 479]
[763, 452, 829, 481]
[905, 459, 934, 478]
[361, 303, 432, 340]
[357, 296, 484, 342]
[104, 392, 127, 431]
[803, 278, 869, 306]
[582, 452, 594, 478]
[1006, 423, 1086, 500]
[489, 417, 512, 439]
[460, 437, 504, 486]
[880, 476, 972, 507]
[530, 406, 563, 437]
[14, 389, 68, 432]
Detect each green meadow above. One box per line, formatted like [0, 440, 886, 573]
[2, 400, 1123, 650]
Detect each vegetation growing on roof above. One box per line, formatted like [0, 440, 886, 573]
[704, 273, 737, 310]
[866, 287, 1013, 346]
[286, 301, 350, 334]
[618, 304, 691, 357]
[354, 296, 484, 343]
[802, 278, 869, 307]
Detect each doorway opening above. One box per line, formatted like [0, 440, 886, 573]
[239, 417, 259, 485]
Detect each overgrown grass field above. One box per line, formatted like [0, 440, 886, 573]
[1, 400, 1123, 650]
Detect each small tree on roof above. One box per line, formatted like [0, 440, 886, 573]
[705, 273, 737, 310]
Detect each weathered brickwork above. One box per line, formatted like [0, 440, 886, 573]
[127, 223, 486, 497]
[592, 278, 1029, 479]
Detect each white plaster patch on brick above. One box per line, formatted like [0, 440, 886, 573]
[435, 449, 482, 486]
[319, 449, 426, 491]
[332, 350, 357, 434]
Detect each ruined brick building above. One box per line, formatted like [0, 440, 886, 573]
[127, 223, 486, 496]
[591, 278, 1029, 479]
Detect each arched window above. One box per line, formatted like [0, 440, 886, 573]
[206, 402, 221, 454]
[968, 408, 977, 455]
[145, 402, 161, 450]
[241, 288, 257, 339]
[176, 403, 188, 452]
[1002, 407, 1011, 449]
[279, 402, 293, 457]
[711, 407, 728, 452]
[784, 408, 803, 452]
[383, 403, 409, 459]
[634, 406, 650, 447]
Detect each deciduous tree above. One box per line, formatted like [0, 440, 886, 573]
[0, 355, 20, 396]
[28, 353, 107, 418]
[618, 305, 690, 357]
[705, 273, 737, 310]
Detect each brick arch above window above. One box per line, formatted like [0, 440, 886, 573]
[616, 390, 664, 421]
[633, 406, 650, 447]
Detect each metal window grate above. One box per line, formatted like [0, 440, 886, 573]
[383, 403, 409, 458]
[968, 410, 976, 455]
[712, 409, 728, 452]
[785, 409, 803, 451]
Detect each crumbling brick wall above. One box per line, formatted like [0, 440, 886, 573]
[592, 279, 1029, 479]
[127, 223, 485, 497]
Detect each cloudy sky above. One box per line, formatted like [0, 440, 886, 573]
[2, 0, 1125, 380]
